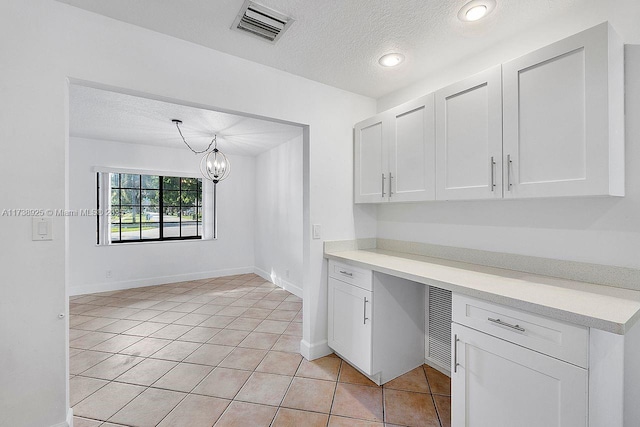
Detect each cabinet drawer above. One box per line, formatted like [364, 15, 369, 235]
[328, 260, 372, 291]
[452, 294, 588, 368]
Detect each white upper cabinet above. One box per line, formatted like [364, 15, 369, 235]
[354, 95, 435, 203]
[435, 66, 503, 200]
[354, 114, 386, 203]
[502, 23, 624, 198]
[355, 23, 623, 203]
[388, 94, 436, 202]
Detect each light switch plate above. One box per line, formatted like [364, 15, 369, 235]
[312, 224, 321, 239]
[32, 217, 52, 241]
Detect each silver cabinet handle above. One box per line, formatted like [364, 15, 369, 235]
[453, 334, 459, 373]
[488, 317, 525, 332]
[363, 297, 369, 324]
[389, 172, 394, 197]
[490, 156, 496, 191]
[506, 154, 513, 190]
[339, 270, 353, 277]
[381, 173, 386, 197]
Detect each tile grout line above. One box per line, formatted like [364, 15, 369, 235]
[265, 351, 305, 426]
[69, 275, 307, 426]
[326, 358, 343, 424]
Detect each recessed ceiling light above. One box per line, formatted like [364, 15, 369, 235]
[378, 53, 405, 67]
[458, 0, 496, 22]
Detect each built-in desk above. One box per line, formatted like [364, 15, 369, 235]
[325, 247, 640, 334]
[324, 242, 640, 427]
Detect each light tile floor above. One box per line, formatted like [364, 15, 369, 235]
[69, 273, 451, 427]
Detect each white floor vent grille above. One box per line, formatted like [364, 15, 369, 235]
[426, 286, 452, 373]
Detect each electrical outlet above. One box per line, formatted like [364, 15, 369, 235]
[106, 270, 112, 279]
[286, 269, 290, 278]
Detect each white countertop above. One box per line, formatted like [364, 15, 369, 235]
[325, 248, 640, 335]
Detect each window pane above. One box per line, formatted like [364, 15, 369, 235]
[121, 189, 140, 205]
[181, 207, 198, 222]
[110, 227, 121, 242]
[142, 190, 159, 206]
[181, 207, 199, 237]
[181, 221, 198, 237]
[163, 176, 180, 190]
[110, 210, 121, 242]
[110, 173, 119, 188]
[181, 177, 199, 192]
[120, 206, 141, 225]
[110, 189, 120, 205]
[141, 222, 159, 239]
[142, 175, 159, 189]
[141, 207, 159, 239]
[119, 207, 140, 240]
[163, 190, 180, 206]
[163, 207, 180, 238]
[120, 174, 140, 188]
[181, 192, 198, 207]
[142, 206, 160, 223]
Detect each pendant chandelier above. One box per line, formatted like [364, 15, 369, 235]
[172, 119, 230, 239]
[200, 141, 231, 184]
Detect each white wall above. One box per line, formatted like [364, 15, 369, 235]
[376, 44, 640, 268]
[254, 133, 304, 297]
[0, 1, 376, 426]
[68, 137, 256, 295]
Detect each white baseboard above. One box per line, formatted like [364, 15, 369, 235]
[253, 267, 272, 282]
[69, 266, 255, 296]
[300, 339, 332, 361]
[254, 267, 303, 298]
[425, 357, 451, 377]
[51, 408, 73, 427]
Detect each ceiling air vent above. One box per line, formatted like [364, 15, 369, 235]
[232, 0, 293, 44]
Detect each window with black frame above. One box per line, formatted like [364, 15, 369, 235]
[102, 173, 202, 243]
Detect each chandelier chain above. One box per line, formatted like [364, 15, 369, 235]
[174, 120, 216, 154]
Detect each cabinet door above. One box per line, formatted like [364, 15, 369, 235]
[451, 323, 587, 427]
[388, 94, 436, 202]
[328, 278, 372, 374]
[435, 66, 503, 200]
[355, 114, 388, 203]
[503, 23, 623, 198]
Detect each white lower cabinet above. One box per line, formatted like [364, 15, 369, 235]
[451, 294, 588, 427]
[451, 323, 588, 427]
[327, 277, 373, 373]
[327, 260, 425, 385]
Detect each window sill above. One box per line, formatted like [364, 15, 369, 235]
[96, 238, 215, 247]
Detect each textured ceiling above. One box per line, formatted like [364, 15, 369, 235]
[69, 84, 302, 156]
[56, 0, 584, 98]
